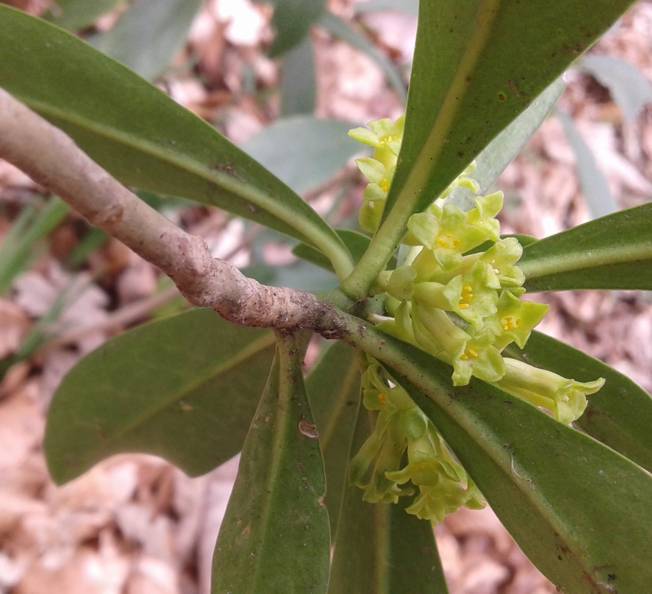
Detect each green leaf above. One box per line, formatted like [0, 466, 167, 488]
[582, 55, 652, 122]
[293, 229, 374, 271]
[387, 1, 634, 217]
[306, 342, 362, 535]
[329, 407, 448, 594]
[243, 116, 360, 195]
[319, 12, 407, 101]
[212, 334, 329, 594]
[558, 109, 618, 219]
[343, 0, 635, 298]
[93, 0, 202, 81]
[265, 0, 326, 58]
[0, 6, 352, 279]
[280, 35, 317, 116]
[348, 324, 652, 593]
[45, 0, 125, 31]
[474, 79, 563, 193]
[44, 309, 275, 484]
[520, 203, 652, 291]
[506, 331, 652, 473]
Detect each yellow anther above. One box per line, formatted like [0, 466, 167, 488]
[380, 179, 390, 193]
[461, 347, 479, 360]
[501, 316, 520, 331]
[436, 235, 461, 250]
[459, 284, 474, 309]
[378, 393, 387, 406]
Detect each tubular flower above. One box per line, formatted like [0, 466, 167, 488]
[348, 116, 405, 233]
[350, 361, 485, 520]
[496, 359, 605, 425]
[352, 116, 606, 426]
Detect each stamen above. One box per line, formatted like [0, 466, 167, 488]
[501, 316, 520, 331]
[459, 284, 474, 309]
[461, 347, 479, 360]
[436, 235, 460, 249]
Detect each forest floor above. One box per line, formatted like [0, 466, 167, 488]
[1, 1, 652, 593]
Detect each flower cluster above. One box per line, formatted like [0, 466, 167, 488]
[348, 117, 606, 522]
[350, 116, 605, 427]
[350, 360, 484, 522]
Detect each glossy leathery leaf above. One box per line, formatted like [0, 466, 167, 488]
[243, 117, 360, 194]
[45, 309, 275, 484]
[473, 80, 563, 193]
[306, 342, 362, 535]
[558, 109, 618, 219]
[212, 335, 329, 594]
[329, 407, 449, 594]
[266, 0, 326, 57]
[520, 203, 652, 291]
[506, 331, 652, 473]
[0, 6, 352, 278]
[386, 0, 635, 217]
[349, 325, 652, 593]
[46, 0, 125, 30]
[93, 0, 202, 81]
[344, 0, 635, 297]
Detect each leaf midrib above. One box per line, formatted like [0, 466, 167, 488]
[520, 241, 652, 280]
[411, 381, 610, 591]
[103, 332, 275, 449]
[17, 94, 346, 270]
[250, 351, 323, 594]
[388, 0, 501, 219]
[320, 358, 360, 449]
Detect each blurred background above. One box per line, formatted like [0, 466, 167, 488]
[0, 1, 651, 593]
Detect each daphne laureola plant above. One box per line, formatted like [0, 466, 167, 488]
[1, 1, 651, 593]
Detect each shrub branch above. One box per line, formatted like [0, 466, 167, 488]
[0, 88, 347, 334]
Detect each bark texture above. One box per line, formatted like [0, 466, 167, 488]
[0, 88, 347, 334]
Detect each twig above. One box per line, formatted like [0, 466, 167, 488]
[0, 88, 348, 334]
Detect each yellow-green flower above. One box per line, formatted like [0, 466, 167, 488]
[405, 193, 502, 259]
[351, 362, 485, 520]
[490, 290, 549, 350]
[497, 358, 605, 424]
[386, 423, 484, 522]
